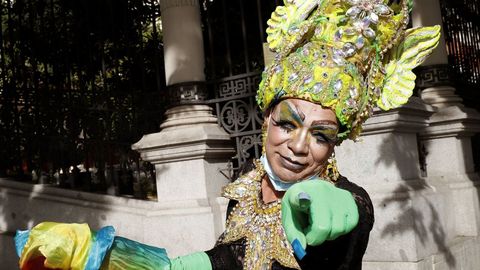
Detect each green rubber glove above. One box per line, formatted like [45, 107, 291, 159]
[170, 252, 212, 270]
[281, 180, 359, 259]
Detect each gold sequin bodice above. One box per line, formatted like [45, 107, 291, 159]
[217, 161, 300, 270]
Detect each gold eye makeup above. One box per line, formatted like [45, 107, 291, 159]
[271, 101, 338, 143]
[310, 124, 339, 143]
[271, 102, 303, 127]
[270, 102, 302, 132]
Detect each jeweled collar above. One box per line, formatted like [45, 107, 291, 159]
[218, 160, 300, 270]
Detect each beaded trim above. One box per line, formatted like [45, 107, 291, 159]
[218, 160, 300, 270]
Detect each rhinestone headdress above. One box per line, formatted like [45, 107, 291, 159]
[257, 0, 441, 142]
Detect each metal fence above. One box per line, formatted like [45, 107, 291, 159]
[0, 0, 165, 199]
[440, 0, 480, 105]
[202, 0, 279, 174]
[207, 71, 263, 172]
[440, 0, 480, 171]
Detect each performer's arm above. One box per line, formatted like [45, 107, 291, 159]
[15, 222, 212, 270]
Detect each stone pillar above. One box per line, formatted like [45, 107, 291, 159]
[337, 97, 480, 269]
[413, 0, 480, 238]
[161, 0, 205, 85]
[132, 0, 234, 256]
[331, 1, 480, 269]
[336, 98, 445, 269]
[412, 0, 462, 109]
[337, 2, 480, 268]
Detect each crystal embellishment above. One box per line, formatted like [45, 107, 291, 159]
[350, 87, 359, 98]
[288, 26, 300, 35]
[346, 6, 361, 17]
[375, 4, 392, 16]
[332, 49, 346, 66]
[343, 42, 356, 57]
[345, 0, 393, 21]
[303, 47, 310, 56]
[355, 36, 365, 49]
[344, 28, 356, 36]
[346, 98, 357, 108]
[219, 161, 300, 270]
[334, 79, 343, 92]
[289, 73, 299, 82]
[304, 76, 313, 85]
[363, 28, 376, 38]
[313, 82, 324, 94]
[273, 65, 283, 73]
[335, 29, 343, 41]
[369, 12, 379, 24]
[343, 0, 394, 41]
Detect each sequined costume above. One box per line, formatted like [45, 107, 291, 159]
[205, 160, 374, 270]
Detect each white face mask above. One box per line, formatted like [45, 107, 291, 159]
[260, 155, 318, 192]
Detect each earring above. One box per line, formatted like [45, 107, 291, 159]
[261, 115, 270, 154]
[320, 152, 340, 182]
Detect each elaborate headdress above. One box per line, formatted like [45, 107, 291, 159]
[257, 0, 441, 142]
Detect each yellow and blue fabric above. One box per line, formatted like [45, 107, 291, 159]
[100, 236, 171, 270]
[14, 222, 170, 270]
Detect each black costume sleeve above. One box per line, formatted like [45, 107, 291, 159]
[206, 176, 374, 270]
[205, 238, 244, 270]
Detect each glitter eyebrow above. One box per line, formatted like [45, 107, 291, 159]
[310, 120, 338, 127]
[277, 102, 304, 125]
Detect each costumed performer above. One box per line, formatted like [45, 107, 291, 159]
[15, 0, 440, 269]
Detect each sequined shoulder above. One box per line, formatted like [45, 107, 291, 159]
[222, 169, 261, 201]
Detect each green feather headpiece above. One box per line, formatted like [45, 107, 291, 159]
[257, 0, 441, 142]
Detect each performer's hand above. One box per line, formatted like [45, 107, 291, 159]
[281, 180, 359, 259]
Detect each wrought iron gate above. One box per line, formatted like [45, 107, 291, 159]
[440, 0, 480, 106]
[0, 0, 164, 199]
[202, 0, 279, 174]
[440, 0, 480, 171]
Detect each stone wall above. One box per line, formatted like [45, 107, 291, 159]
[335, 98, 480, 270]
[0, 178, 228, 268]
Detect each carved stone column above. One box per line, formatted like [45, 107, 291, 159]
[355, 1, 480, 269]
[132, 0, 234, 257]
[412, 0, 480, 181]
[412, 0, 462, 109]
[339, 2, 480, 268]
[336, 98, 445, 270]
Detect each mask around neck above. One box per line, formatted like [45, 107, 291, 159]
[260, 155, 318, 192]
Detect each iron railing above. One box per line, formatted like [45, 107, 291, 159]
[0, 0, 165, 199]
[202, 0, 279, 174]
[440, 0, 480, 105]
[440, 0, 480, 171]
[206, 71, 263, 172]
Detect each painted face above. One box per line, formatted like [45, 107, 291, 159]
[265, 99, 338, 182]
